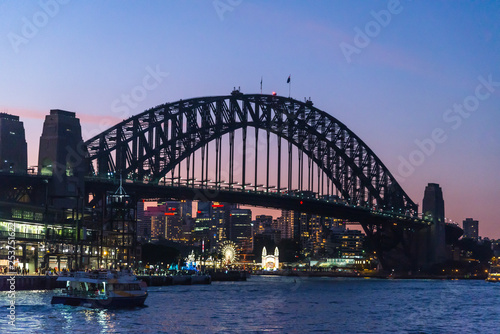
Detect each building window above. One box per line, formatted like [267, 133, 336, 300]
[12, 209, 22, 219]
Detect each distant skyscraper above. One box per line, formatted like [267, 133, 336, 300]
[212, 202, 230, 244]
[197, 202, 212, 218]
[0, 113, 27, 174]
[279, 210, 295, 239]
[422, 183, 446, 265]
[136, 201, 150, 241]
[145, 204, 166, 241]
[230, 208, 252, 253]
[462, 218, 479, 240]
[255, 215, 273, 234]
[329, 218, 346, 232]
[298, 212, 310, 244]
[179, 200, 192, 219]
[144, 202, 184, 242]
[194, 217, 211, 244]
[308, 215, 323, 255]
[164, 202, 183, 242]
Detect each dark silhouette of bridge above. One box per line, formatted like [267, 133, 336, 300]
[85, 90, 417, 215]
[0, 91, 463, 271]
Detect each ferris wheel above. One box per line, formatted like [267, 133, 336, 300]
[219, 241, 239, 264]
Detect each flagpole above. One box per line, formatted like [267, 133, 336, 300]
[288, 74, 291, 98]
[260, 76, 263, 94]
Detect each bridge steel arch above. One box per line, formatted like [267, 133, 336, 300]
[85, 92, 418, 215]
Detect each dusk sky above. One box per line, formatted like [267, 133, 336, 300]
[1, 1, 499, 237]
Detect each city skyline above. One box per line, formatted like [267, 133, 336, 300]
[1, 1, 499, 237]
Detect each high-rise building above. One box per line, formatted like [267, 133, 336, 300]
[462, 218, 479, 240]
[308, 215, 323, 255]
[279, 210, 296, 239]
[255, 215, 273, 234]
[164, 202, 183, 242]
[271, 218, 279, 231]
[179, 200, 192, 219]
[212, 202, 230, 244]
[181, 215, 194, 244]
[298, 212, 310, 244]
[230, 208, 253, 253]
[0, 113, 27, 174]
[197, 202, 212, 218]
[145, 204, 166, 241]
[328, 218, 346, 232]
[194, 217, 211, 237]
[195, 202, 212, 244]
[144, 202, 184, 242]
[136, 201, 150, 241]
[150, 216, 166, 241]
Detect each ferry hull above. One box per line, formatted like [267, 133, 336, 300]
[51, 294, 147, 308]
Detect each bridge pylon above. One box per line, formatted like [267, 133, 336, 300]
[38, 109, 87, 209]
[419, 183, 447, 267]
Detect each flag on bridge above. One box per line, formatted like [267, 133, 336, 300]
[287, 75, 291, 97]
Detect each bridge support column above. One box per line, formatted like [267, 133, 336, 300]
[38, 109, 87, 209]
[419, 183, 447, 269]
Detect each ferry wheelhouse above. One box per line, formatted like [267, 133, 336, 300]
[51, 269, 148, 308]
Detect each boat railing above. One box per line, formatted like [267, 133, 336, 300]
[58, 270, 136, 280]
[99, 272, 110, 279]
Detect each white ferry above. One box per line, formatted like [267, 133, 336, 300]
[486, 266, 500, 283]
[51, 269, 148, 308]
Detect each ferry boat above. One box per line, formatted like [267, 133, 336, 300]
[51, 269, 148, 308]
[486, 266, 500, 283]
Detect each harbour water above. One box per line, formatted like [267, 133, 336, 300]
[1, 275, 500, 333]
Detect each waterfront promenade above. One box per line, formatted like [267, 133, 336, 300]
[0, 270, 249, 291]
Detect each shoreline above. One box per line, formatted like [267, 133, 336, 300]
[0, 270, 247, 291]
[252, 270, 488, 280]
[0, 270, 489, 291]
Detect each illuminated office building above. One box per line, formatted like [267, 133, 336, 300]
[462, 218, 479, 240]
[0, 113, 27, 174]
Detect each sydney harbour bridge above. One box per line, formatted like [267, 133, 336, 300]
[0, 90, 462, 272]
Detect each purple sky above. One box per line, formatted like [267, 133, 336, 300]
[1, 1, 499, 238]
